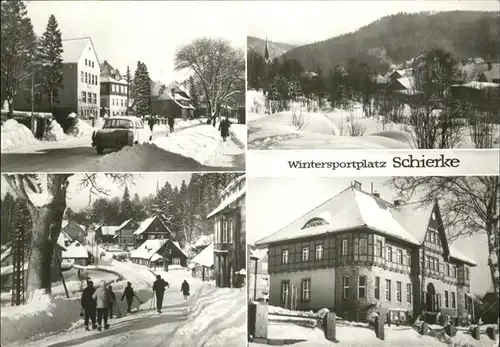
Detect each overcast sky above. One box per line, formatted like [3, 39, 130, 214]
[1, 173, 191, 211]
[26, 1, 246, 84]
[247, 177, 492, 295]
[248, 0, 500, 45]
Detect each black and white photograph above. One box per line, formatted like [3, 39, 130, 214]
[0, 172, 247, 346]
[247, 1, 500, 150]
[1, 1, 246, 172]
[247, 176, 499, 346]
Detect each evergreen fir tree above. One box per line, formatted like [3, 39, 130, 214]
[37, 14, 63, 112]
[0, 0, 37, 118]
[133, 61, 152, 116]
[120, 186, 133, 221]
[153, 182, 177, 231]
[125, 65, 131, 115]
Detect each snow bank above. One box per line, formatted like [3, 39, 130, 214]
[1, 119, 39, 151]
[247, 90, 267, 115]
[44, 119, 68, 141]
[268, 305, 319, 318]
[230, 124, 246, 148]
[67, 119, 94, 137]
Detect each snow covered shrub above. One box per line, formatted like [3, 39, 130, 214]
[1, 119, 39, 150]
[44, 119, 68, 141]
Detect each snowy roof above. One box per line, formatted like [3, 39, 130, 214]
[194, 234, 213, 248]
[0, 247, 12, 262]
[172, 241, 188, 258]
[396, 76, 414, 90]
[117, 219, 133, 231]
[62, 241, 89, 259]
[451, 81, 500, 90]
[207, 187, 246, 218]
[220, 175, 246, 197]
[190, 242, 214, 268]
[156, 90, 195, 109]
[130, 239, 167, 260]
[150, 253, 163, 262]
[99, 226, 120, 236]
[133, 216, 170, 235]
[62, 220, 69, 229]
[449, 247, 477, 266]
[62, 37, 98, 65]
[100, 75, 127, 85]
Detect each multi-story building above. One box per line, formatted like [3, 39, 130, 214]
[208, 175, 246, 288]
[100, 60, 129, 117]
[15, 37, 100, 122]
[151, 80, 195, 119]
[255, 181, 476, 324]
[133, 216, 172, 248]
[114, 219, 139, 249]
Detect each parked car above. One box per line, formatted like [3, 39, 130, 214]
[91, 116, 151, 154]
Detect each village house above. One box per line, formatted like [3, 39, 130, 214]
[208, 175, 246, 288]
[95, 225, 120, 244]
[255, 181, 476, 324]
[190, 242, 214, 282]
[100, 60, 129, 117]
[62, 220, 86, 244]
[113, 219, 139, 249]
[61, 241, 90, 266]
[130, 239, 187, 269]
[133, 216, 172, 248]
[151, 81, 195, 120]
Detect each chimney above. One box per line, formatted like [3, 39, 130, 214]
[373, 192, 380, 198]
[487, 62, 492, 71]
[394, 199, 402, 207]
[352, 180, 362, 190]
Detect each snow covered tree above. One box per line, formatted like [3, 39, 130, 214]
[153, 182, 177, 232]
[133, 61, 152, 116]
[391, 176, 500, 332]
[4, 174, 131, 299]
[1, 0, 37, 117]
[174, 38, 244, 126]
[188, 76, 200, 118]
[36, 14, 63, 112]
[120, 185, 133, 221]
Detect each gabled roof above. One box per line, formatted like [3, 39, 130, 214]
[62, 241, 88, 259]
[133, 216, 171, 235]
[117, 218, 134, 231]
[255, 186, 477, 266]
[130, 239, 167, 260]
[172, 241, 188, 258]
[207, 187, 246, 218]
[98, 225, 120, 236]
[190, 242, 213, 268]
[62, 37, 99, 65]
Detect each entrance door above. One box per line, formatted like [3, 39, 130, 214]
[426, 283, 436, 312]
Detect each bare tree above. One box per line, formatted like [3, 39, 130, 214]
[4, 173, 133, 300]
[174, 38, 244, 126]
[391, 176, 500, 331]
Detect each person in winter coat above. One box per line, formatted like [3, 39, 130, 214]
[81, 281, 97, 331]
[92, 281, 113, 331]
[121, 282, 141, 313]
[218, 116, 231, 142]
[107, 285, 116, 319]
[168, 115, 175, 133]
[181, 280, 190, 300]
[152, 275, 169, 313]
[148, 116, 155, 132]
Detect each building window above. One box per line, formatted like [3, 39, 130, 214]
[453, 265, 457, 278]
[446, 263, 450, 276]
[121, 99, 124, 107]
[436, 258, 440, 272]
[430, 257, 435, 271]
[406, 283, 412, 303]
[92, 93, 96, 104]
[282, 249, 289, 264]
[342, 239, 348, 255]
[444, 291, 449, 308]
[358, 276, 366, 299]
[359, 238, 367, 255]
[406, 250, 411, 267]
[342, 276, 349, 299]
[228, 219, 232, 243]
[385, 279, 391, 301]
[386, 246, 392, 262]
[149, 235, 154, 239]
[81, 91, 86, 103]
[302, 247, 309, 262]
[464, 294, 468, 310]
[301, 279, 311, 302]
[85, 58, 87, 66]
[375, 240, 382, 257]
[281, 281, 290, 303]
[85, 72, 88, 83]
[465, 267, 469, 280]
[92, 61, 94, 68]
[451, 292, 456, 308]
[396, 281, 402, 302]
[222, 220, 228, 243]
[375, 276, 380, 299]
[172, 258, 180, 266]
[81, 71, 84, 82]
[396, 249, 402, 264]
[426, 255, 430, 269]
[315, 245, 323, 260]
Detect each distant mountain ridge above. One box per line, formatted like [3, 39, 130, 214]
[280, 11, 500, 74]
[247, 36, 296, 60]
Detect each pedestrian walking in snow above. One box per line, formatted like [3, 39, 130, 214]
[93, 280, 113, 331]
[181, 280, 190, 300]
[148, 115, 155, 132]
[107, 285, 116, 319]
[152, 275, 168, 313]
[121, 282, 140, 313]
[81, 281, 97, 331]
[168, 115, 175, 133]
[218, 116, 231, 142]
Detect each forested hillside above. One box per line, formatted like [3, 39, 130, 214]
[281, 11, 499, 74]
[247, 36, 296, 60]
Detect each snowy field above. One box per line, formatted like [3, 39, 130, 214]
[2, 260, 246, 347]
[247, 91, 500, 150]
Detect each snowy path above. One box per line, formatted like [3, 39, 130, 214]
[248, 111, 411, 150]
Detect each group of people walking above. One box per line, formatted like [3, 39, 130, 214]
[81, 277, 192, 330]
[148, 115, 176, 135]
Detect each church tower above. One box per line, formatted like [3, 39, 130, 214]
[264, 35, 272, 64]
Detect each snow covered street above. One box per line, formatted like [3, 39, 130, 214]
[4, 263, 246, 347]
[1, 120, 245, 172]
